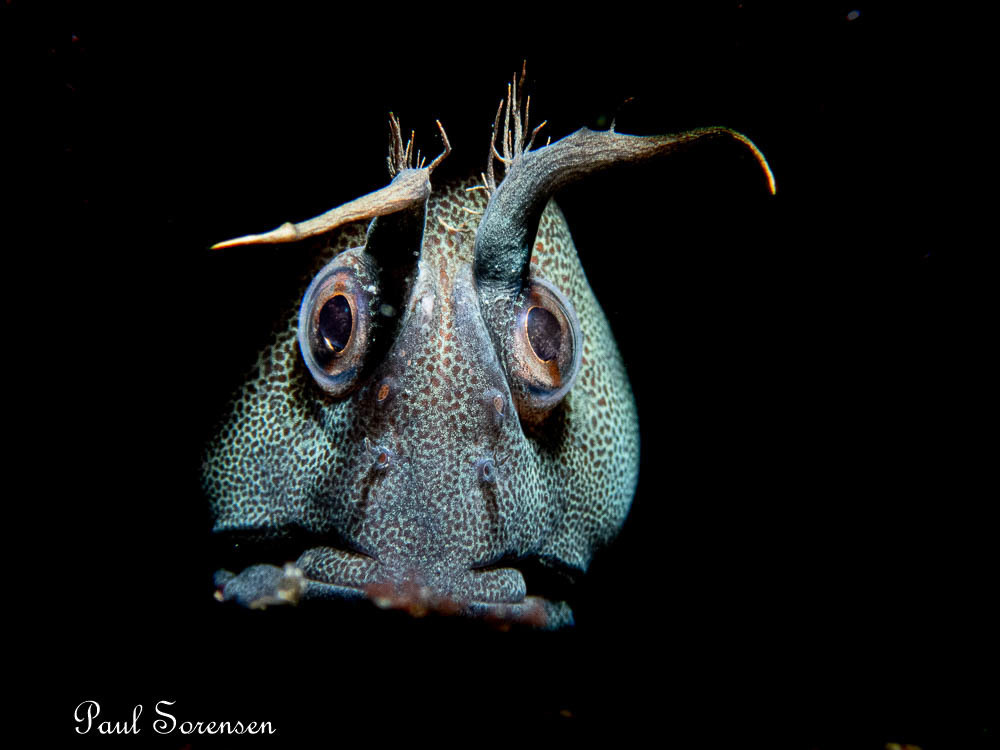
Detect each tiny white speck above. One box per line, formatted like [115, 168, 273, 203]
[421, 294, 434, 320]
[380, 304, 396, 317]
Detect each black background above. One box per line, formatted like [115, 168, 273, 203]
[21, 1, 992, 747]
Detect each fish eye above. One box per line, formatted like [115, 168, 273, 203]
[318, 294, 353, 353]
[525, 306, 561, 362]
[508, 278, 582, 417]
[298, 251, 376, 396]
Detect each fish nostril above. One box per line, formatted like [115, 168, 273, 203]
[476, 458, 497, 485]
[364, 436, 394, 472]
[483, 389, 507, 428]
[374, 377, 398, 407]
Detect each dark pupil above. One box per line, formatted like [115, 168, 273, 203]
[526, 306, 561, 362]
[318, 294, 352, 353]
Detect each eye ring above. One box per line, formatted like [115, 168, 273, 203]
[509, 277, 583, 415]
[297, 250, 376, 396]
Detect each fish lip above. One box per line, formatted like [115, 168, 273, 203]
[215, 555, 571, 628]
[213, 532, 572, 625]
[295, 549, 533, 606]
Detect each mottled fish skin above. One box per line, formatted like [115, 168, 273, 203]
[203, 177, 639, 629]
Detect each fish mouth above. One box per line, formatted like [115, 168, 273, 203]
[296, 550, 575, 629]
[213, 535, 576, 629]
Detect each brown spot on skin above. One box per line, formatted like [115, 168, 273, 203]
[377, 384, 390, 401]
[493, 395, 504, 415]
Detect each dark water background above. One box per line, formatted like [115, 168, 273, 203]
[22, 2, 991, 746]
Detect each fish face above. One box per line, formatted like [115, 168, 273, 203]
[204, 68, 772, 627]
[204, 180, 638, 628]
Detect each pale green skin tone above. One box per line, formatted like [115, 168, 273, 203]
[203, 178, 639, 628]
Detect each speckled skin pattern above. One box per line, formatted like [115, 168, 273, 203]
[203, 178, 639, 628]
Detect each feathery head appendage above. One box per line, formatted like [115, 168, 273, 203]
[474, 125, 776, 290]
[426, 120, 451, 174]
[387, 113, 417, 177]
[211, 117, 450, 251]
[717, 127, 776, 195]
[482, 61, 546, 198]
[210, 169, 433, 250]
